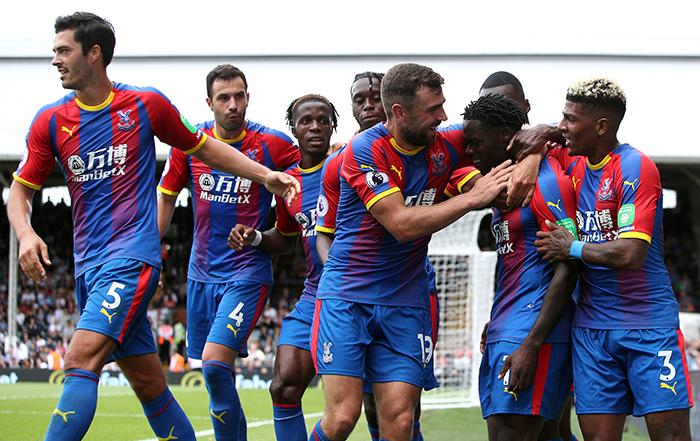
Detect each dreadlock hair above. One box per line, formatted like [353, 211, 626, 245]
[480, 71, 526, 102]
[285, 94, 339, 132]
[462, 94, 528, 132]
[55, 12, 116, 66]
[566, 77, 626, 120]
[351, 71, 384, 93]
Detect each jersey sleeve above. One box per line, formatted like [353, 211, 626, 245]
[616, 153, 660, 243]
[13, 110, 56, 190]
[444, 165, 480, 198]
[274, 195, 300, 236]
[341, 137, 400, 210]
[547, 145, 578, 174]
[266, 131, 300, 171]
[158, 147, 190, 196]
[145, 90, 208, 155]
[316, 152, 342, 234]
[530, 157, 579, 239]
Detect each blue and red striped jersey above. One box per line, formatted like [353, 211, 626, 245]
[550, 144, 678, 329]
[275, 160, 325, 300]
[317, 123, 467, 308]
[158, 120, 298, 284]
[14, 82, 207, 276]
[487, 157, 578, 344]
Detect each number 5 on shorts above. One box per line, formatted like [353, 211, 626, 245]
[102, 282, 125, 310]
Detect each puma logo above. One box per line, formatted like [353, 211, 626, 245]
[100, 308, 117, 324]
[546, 199, 562, 212]
[210, 409, 227, 424]
[52, 408, 75, 423]
[503, 387, 518, 401]
[157, 426, 178, 441]
[390, 165, 403, 180]
[623, 179, 638, 191]
[571, 176, 580, 191]
[660, 381, 678, 396]
[226, 324, 239, 336]
[61, 125, 77, 137]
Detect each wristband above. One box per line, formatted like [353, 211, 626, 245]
[251, 229, 263, 247]
[569, 240, 585, 260]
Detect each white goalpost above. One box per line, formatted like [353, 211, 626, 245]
[423, 209, 497, 409]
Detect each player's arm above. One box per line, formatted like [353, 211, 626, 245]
[370, 161, 513, 242]
[536, 225, 648, 270]
[500, 260, 579, 392]
[7, 181, 51, 282]
[227, 224, 297, 255]
[157, 193, 177, 239]
[192, 137, 299, 203]
[316, 232, 333, 265]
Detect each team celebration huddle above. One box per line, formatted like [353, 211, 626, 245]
[7, 10, 692, 441]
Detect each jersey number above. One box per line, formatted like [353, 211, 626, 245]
[657, 350, 676, 382]
[417, 333, 434, 365]
[101, 282, 125, 310]
[502, 355, 510, 385]
[228, 302, 245, 327]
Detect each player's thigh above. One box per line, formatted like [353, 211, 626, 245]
[366, 305, 435, 389]
[480, 341, 571, 420]
[272, 344, 315, 390]
[206, 281, 270, 356]
[321, 374, 364, 420]
[310, 299, 372, 378]
[572, 327, 631, 415]
[185, 280, 219, 361]
[63, 329, 117, 373]
[74, 259, 160, 363]
[577, 414, 626, 441]
[373, 381, 421, 420]
[117, 352, 167, 401]
[644, 408, 691, 441]
[622, 328, 693, 417]
[487, 414, 545, 441]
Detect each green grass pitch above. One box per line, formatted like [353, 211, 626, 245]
[0, 383, 650, 440]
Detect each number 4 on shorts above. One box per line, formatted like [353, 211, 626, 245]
[228, 302, 245, 327]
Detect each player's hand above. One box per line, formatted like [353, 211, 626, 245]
[480, 321, 489, 354]
[534, 220, 574, 262]
[506, 124, 559, 161]
[264, 171, 300, 205]
[228, 224, 257, 251]
[491, 190, 513, 213]
[535, 220, 575, 261]
[466, 160, 514, 208]
[499, 342, 539, 393]
[17, 231, 51, 282]
[506, 153, 540, 207]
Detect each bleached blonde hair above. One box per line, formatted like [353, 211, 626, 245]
[566, 77, 626, 117]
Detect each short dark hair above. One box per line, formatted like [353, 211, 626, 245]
[566, 77, 626, 119]
[285, 94, 339, 131]
[206, 64, 248, 98]
[480, 71, 525, 102]
[463, 94, 528, 132]
[380, 63, 444, 116]
[351, 71, 384, 92]
[55, 12, 116, 66]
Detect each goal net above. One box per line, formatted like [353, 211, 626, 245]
[423, 209, 497, 409]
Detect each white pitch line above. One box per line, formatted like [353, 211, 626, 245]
[137, 411, 324, 441]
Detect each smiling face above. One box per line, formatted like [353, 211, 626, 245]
[396, 86, 447, 146]
[292, 101, 333, 157]
[207, 76, 249, 134]
[351, 77, 385, 131]
[463, 119, 512, 172]
[52, 29, 94, 91]
[558, 100, 601, 158]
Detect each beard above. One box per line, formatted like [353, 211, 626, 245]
[399, 122, 436, 147]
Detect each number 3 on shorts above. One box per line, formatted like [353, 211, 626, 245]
[102, 282, 125, 310]
[657, 350, 677, 382]
[228, 302, 245, 327]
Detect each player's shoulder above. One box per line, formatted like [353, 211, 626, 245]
[613, 143, 659, 175]
[32, 92, 76, 123]
[349, 123, 389, 155]
[196, 120, 216, 133]
[282, 161, 303, 177]
[113, 82, 167, 100]
[246, 120, 294, 145]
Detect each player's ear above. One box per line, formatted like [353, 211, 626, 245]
[595, 117, 609, 137]
[206, 97, 213, 111]
[391, 103, 405, 120]
[87, 44, 102, 65]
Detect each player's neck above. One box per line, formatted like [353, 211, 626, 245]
[215, 122, 246, 142]
[74, 74, 113, 107]
[299, 151, 326, 170]
[589, 139, 620, 165]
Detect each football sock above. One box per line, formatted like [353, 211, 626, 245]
[44, 368, 99, 441]
[203, 360, 244, 441]
[273, 402, 306, 441]
[140, 387, 195, 441]
[309, 420, 331, 441]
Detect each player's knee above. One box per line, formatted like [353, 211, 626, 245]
[269, 375, 303, 404]
[389, 409, 415, 438]
[63, 348, 99, 373]
[325, 412, 360, 439]
[130, 371, 166, 402]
